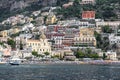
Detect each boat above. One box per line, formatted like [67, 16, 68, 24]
[9, 57, 21, 65]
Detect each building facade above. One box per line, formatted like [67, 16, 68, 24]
[96, 21, 120, 27]
[82, 0, 95, 4]
[109, 34, 120, 45]
[74, 28, 96, 47]
[105, 51, 117, 60]
[82, 11, 95, 20]
[26, 32, 51, 55]
[46, 14, 57, 25]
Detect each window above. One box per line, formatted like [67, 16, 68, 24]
[40, 49, 41, 51]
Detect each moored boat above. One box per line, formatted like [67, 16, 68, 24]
[9, 57, 21, 65]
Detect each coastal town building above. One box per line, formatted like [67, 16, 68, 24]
[62, 2, 73, 8]
[57, 20, 95, 28]
[20, 48, 32, 58]
[0, 30, 8, 37]
[2, 48, 11, 57]
[0, 28, 20, 37]
[46, 14, 57, 25]
[109, 34, 120, 45]
[81, 0, 95, 4]
[64, 49, 76, 61]
[1, 15, 32, 26]
[96, 21, 120, 28]
[26, 32, 51, 55]
[74, 28, 96, 47]
[35, 17, 44, 25]
[105, 51, 117, 60]
[0, 37, 8, 42]
[82, 11, 95, 20]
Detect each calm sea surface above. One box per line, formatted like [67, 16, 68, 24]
[0, 64, 120, 80]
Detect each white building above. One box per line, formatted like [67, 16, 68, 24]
[96, 21, 120, 27]
[82, 0, 95, 4]
[20, 48, 32, 58]
[0, 45, 3, 51]
[109, 34, 120, 45]
[105, 51, 117, 60]
[57, 20, 95, 28]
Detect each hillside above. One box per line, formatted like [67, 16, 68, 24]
[0, 0, 69, 22]
[56, 0, 120, 21]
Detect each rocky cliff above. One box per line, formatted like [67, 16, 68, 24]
[0, 0, 57, 11]
[0, 0, 61, 22]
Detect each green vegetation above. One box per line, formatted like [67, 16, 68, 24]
[51, 55, 60, 58]
[0, 42, 6, 48]
[75, 48, 99, 59]
[103, 53, 107, 60]
[7, 39, 16, 49]
[94, 31, 110, 51]
[32, 51, 45, 58]
[32, 51, 38, 57]
[75, 50, 85, 58]
[56, 0, 119, 20]
[10, 32, 20, 38]
[94, 31, 102, 48]
[0, 42, 4, 46]
[0, 0, 70, 22]
[102, 26, 113, 33]
[56, 0, 69, 6]
[56, 0, 82, 19]
[44, 52, 50, 56]
[20, 40, 23, 50]
[0, 2, 42, 22]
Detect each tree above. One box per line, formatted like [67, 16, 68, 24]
[103, 53, 107, 60]
[75, 50, 85, 58]
[73, 0, 80, 6]
[51, 55, 60, 59]
[86, 48, 92, 54]
[20, 40, 23, 50]
[44, 52, 50, 56]
[37, 54, 44, 58]
[32, 51, 38, 57]
[7, 39, 16, 49]
[102, 26, 113, 33]
[94, 31, 102, 48]
[89, 53, 99, 59]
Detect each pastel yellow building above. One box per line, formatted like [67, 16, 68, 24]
[46, 14, 57, 25]
[0, 28, 20, 37]
[0, 30, 8, 37]
[26, 32, 51, 55]
[13, 28, 20, 34]
[74, 28, 96, 47]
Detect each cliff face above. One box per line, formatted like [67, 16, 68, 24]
[0, 0, 57, 11]
[0, 0, 69, 22]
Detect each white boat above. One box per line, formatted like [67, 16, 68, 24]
[9, 57, 21, 65]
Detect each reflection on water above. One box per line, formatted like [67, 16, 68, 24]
[0, 64, 120, 80]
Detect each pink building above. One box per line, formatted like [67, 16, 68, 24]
[82, 11, 95, 19]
